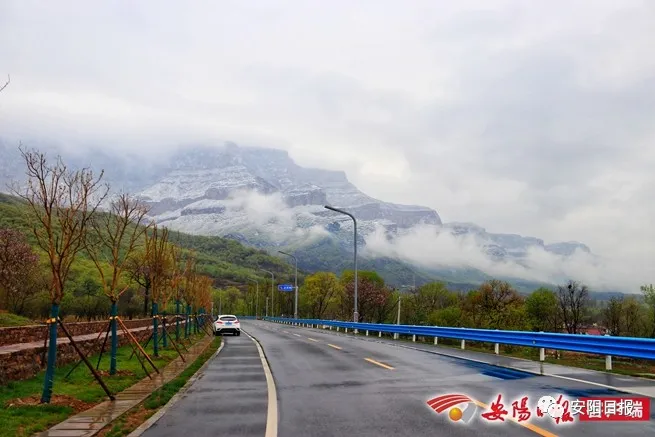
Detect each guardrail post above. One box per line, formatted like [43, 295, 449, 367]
[605, 333, 612, 370]
[345, 328, 348, 333]
[539, 331, 545, 361]
[434, 337, 438, 345]
[412, 334, 416, 342]
[378, 331, 382, 337]
[366, 330, 369, 336]
[394, 332, 399, 340]
[336, 327, 339, 332]
[461, 339, 465, 350]
[494, 343, 499, 354]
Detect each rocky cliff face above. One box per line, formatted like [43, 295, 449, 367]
[135, 144, 443, 235]
[0, 139, 592, 271]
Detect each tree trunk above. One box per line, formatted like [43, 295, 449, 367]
[176, 300, 181, 342]
[152, 302, 159, 357]
[40, 303, 59, 403]
[110, 301, 118, 375]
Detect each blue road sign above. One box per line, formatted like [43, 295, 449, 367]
[278, 284, 294, 292]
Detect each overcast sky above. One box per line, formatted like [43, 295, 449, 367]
[2, 0, 654, 289]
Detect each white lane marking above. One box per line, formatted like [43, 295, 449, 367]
[243, 330, 278, 437]
[293, 333, 302, 337]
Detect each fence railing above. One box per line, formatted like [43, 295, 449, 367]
[264, 317, 655, 368]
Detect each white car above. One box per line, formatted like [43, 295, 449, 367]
[213, 314, 241, 336]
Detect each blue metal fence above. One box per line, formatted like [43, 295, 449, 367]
[264, 317, 655, 360]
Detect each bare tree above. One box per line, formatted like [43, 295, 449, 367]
[144, 224, 171, 356]
[0, 75, 9, 93]
[126, 249, 152, 316]
[87, 193, 150, 301]
[11, 145, 108, 403]
[12, 146, 108, 304]
[557, 280, 589, 334]
[86, 193, 149, 374]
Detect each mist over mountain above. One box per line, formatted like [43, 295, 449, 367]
[1, 139, 621, 291]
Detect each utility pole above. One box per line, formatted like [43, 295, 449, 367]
[278, 251, 298, 319]
[260, 269, 275, 317]
[394, 293, 402, 340]
[247, 278, 259, 318]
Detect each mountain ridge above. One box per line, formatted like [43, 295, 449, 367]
[0, 139, 595, 290]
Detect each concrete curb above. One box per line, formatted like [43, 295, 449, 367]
[126, 337, 225, 437]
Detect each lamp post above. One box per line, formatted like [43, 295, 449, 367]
[324, 205, 358, 322]
[247, 278, 259, 318]
[260, 268, 275, 318]
[278, 251, 298, 319]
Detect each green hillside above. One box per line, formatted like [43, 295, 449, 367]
[0, 193, 295, 290]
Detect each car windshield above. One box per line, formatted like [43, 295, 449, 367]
[219, 316, 237, 321]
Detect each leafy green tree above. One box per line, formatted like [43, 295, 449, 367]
[525, 287, 559, 332]
[404, 282, 457, 325]
[302, 272, 343, 319]
[429, 306, 463, 327]
[641, 284, 655, 337]
[603, 296, 623, 336]
[622, 296, 648, 337]
[462, 280, 526, 329]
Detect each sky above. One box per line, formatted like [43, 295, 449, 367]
[1, 0, 654, 291]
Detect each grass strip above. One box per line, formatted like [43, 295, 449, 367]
[98, 336, 221, 437]
[0, 332, 207, 437]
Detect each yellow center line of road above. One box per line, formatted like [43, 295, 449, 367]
[307, 338, 319, 342]
[364, 358, 394, 370]
[327, 344, 342, 350]
[469, 400, 557, 437]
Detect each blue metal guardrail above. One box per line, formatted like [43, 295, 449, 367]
[264, 317, 655, 360]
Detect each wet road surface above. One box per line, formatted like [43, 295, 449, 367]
[142, 320, 655, 436]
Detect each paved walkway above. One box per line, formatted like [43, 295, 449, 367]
[37, 334, 215, 437]
[0, 326, 154, 356]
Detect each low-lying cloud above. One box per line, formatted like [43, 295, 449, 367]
[363, 224, 644, 292]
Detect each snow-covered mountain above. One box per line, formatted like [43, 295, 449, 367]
[0, 139, 594, 288]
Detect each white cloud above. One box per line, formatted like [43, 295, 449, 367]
[363, 224, 645, 291]
[2, 0, 655, 291]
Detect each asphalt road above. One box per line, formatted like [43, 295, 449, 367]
[142, 320, 655, 437]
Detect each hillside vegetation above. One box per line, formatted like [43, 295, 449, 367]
[0, 192, 296, 321]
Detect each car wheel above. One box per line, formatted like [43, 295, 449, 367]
[236, 332, 241, 336]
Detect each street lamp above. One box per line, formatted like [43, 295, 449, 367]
[324, 205, 358, 322]
[247, 278, 259, 318]
[278, 251, 298, 319]
[260, 268, 275, 318]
